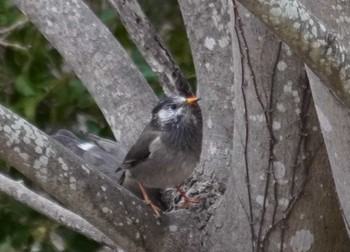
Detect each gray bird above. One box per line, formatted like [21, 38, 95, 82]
[117, 95, 203, 215]
[52, 96, 203, 215]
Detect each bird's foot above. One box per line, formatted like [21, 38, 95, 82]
[138, 182, 161, 217]
[179, 196, 202, 208]
[176, 186, 202, 208]
[147, 201, 162, 217]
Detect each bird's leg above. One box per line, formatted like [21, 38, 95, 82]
[175, 186, 201, 207]
[138, 182, 161, 217]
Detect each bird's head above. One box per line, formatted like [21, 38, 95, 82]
[151, 96, 201, 131]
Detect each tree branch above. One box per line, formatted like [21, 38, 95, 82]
[0, 38, 28, 51]
[108, 0, 193, 97]
[0, 173, 117, 249]
[0, 18, 29, 51]
[0, 104, 174, 252]
[236, 0, 350, 107]
[307, 67, 350, 235]
[13, 0, 157, 148]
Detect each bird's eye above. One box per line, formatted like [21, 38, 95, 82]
[170, 104, 178, 110]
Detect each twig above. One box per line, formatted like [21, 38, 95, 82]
[0, 18, 29, 51]
[0, 173, 117, 249]
[0, 18, 28, 34]
[232, 2, 255, 250]
[0, 38, 28, 51]
[232, 2, 278, 250]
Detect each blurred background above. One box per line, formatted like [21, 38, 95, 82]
[0, 0, 194, 251]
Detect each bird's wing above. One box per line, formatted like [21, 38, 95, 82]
[52, 130, 126, 181]
[83, 132, 127, 161]
[118, 124, 161, 171]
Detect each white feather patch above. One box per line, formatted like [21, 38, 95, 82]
[158, 108, 175, 122]
[78, 142, 95, 151]
[158, 107, 183, 124]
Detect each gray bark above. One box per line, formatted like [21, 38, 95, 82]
[237, 0, 350, 107]
[234, 0, 350, 245]
[302, 0, 350, 236]
[308, 70, 350, 234]
[224, 3, 348, 251]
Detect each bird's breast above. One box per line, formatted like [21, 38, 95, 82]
[129, 148, 199, 188]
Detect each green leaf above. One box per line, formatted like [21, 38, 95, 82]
[0, 238, 16, 252]
[99, 9, 116, 23]
[15, 74, 35, 96]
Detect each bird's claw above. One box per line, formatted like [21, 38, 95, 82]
[147, 201, 161, 217]
[176, 186, 202, 208]
[179, 195, 202, 208]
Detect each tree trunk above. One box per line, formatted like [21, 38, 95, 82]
[229, 3, 350, 251]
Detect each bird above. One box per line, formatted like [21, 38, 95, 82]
[117, 95, 203, 216]
[52, 96, 203, 216]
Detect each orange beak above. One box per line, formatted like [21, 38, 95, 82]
[186, 97, 201, 105]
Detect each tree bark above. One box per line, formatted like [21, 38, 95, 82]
[302, 0, 350, 236]
[211, 2, 348, 251]
[236, 0, 350, 107]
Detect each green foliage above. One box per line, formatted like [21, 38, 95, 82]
[0, 193, 100, 252]
[0, 0, 194, 251]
